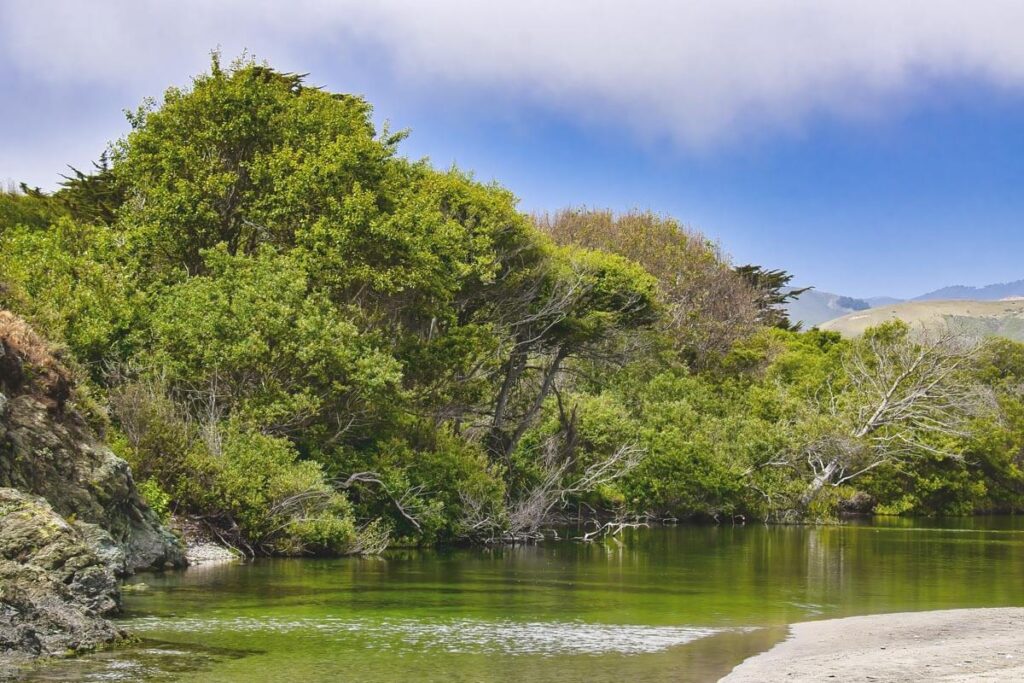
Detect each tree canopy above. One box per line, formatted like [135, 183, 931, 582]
[2, 54, 1022, 553]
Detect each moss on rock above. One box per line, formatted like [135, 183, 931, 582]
[0, 488, 124, 670]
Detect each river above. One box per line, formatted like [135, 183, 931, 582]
[20, 518, 1024, 682]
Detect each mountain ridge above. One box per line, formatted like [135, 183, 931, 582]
[913, 279, 1024, 302]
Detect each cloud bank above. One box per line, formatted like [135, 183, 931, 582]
[4, 1, 1024, 146]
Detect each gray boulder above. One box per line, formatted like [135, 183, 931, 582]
[0, 489, 124, 669]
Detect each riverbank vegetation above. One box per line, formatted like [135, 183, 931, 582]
[2, 56, 1022, 554]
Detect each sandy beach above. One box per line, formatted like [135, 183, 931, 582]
[721, 608, 1024, 682]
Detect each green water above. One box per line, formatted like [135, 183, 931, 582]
[22, 520, 1024, 682]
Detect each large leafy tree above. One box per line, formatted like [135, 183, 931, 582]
[537, 208, 761, 367]
[144, 246, 403, 447]
[115, 55, 404, 278]
[101, 55, 662, 543]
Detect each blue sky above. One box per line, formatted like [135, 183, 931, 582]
[2, 2, 1024, 299]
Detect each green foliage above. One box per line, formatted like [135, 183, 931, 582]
[343, 428, 506, 544]
[4, 54, 1022, 555]
[550, 245, 660, 348]
[0, 219, 140, 374]
[57, 154, 126, 225]
[137, 478, 172, 523]
[194, 426, 357, 555]
[296, 168, 533, 311]
[115, 54, 401, 279]
[108, 381, 197, 487]
[537, 208, 760, 367]
[564, 368, 782, 519]
[144, 246, 402, 442]
[859, 336, 1024, 515]
[0, 184, 68, 235]
[734, 264, 808, 331]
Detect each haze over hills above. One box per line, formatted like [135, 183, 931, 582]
[785, 278, 1024, 328]
[785, 290, 875, 328]
[913, 279, 1024, 301]
[864, 296, 904, 307]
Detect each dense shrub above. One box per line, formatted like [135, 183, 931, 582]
[188, 426, 357, 555]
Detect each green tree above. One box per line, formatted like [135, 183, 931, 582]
[734, 264, 809, 331]
[144, 246, 402, 445]
[115, 54, 403, 278]
[0, 219, 140, 374]
[538, 208, 761, 367]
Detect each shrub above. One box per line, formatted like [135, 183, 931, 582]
[137, 478, 172, 522]
[199, 426, 357, 555]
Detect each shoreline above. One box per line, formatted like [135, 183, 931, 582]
[721, 607, 1024, 682]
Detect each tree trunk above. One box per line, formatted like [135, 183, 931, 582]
[507, 347, 568, 458]
[798, 458, 839, 510]
[491, 352, 526, 433]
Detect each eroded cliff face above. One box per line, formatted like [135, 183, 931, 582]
[0, 311, 184, 572]
[0, 394, 184, 573]
[0, 311, 185, 668]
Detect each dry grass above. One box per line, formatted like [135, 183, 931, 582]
[820, 299, 1024, 341]
[0, 310, 72, 407]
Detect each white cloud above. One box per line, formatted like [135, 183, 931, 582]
[4, 1, 1024, 146]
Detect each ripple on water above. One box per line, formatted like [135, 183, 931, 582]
[129, 616, 732, 655]
[14, 641, 259, 682]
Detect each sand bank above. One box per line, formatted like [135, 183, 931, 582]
[721, 608, 1024, 682]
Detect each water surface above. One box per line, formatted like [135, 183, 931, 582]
[23, 520, 1024, 682]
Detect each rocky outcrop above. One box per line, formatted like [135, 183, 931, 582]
[0, 311, 185, 669]
[0, 311, 184, 572]
[0, 489, 124, 664]
[0, 394, 183, 572]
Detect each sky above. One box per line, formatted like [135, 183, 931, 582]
[2, 1, 1024, 299]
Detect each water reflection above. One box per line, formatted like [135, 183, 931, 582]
[16, 520, 1024, 682]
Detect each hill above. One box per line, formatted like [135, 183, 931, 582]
[785, 278, 1024, 328]
[818, 299, 1024, 340]
[864, 296, 904, 307]
[784, 290, 874, 328]
[914, 279, 1024, 302]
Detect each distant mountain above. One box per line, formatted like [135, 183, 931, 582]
[914, 279, 1024, 302]
[864, 296, 904, 307]
[784, 278, 1024, 328]
[820, 299, 1024, 341]
[784, 290, 874, 328]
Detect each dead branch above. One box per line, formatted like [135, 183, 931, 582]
[334, 472, 424, 532]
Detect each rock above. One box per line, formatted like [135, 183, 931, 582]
[74, 521, 127, 571]
[185, 542, 241, 566]
[0, 489, 124, 670]
[0, 311, 185, 572]
[0, 311, 187, 669]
